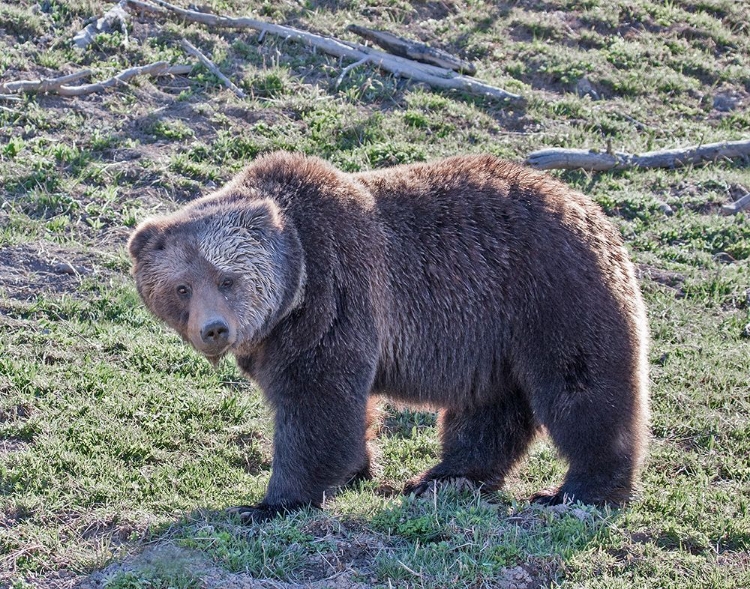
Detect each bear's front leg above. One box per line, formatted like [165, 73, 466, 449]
[231, 363, 374, 523]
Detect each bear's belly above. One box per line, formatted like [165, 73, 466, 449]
[372, 345, 515, 408]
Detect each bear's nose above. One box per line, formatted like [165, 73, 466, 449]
[201, 319, 230, 345]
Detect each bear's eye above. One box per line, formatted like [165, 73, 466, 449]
[220, 277, 234, 290]
[176, 285, 190, 297]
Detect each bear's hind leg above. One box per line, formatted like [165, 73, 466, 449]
[404, 388, 536, 496]
[532, 379, 648, 506]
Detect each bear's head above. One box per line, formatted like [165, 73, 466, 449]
[128, 197, 304, 363]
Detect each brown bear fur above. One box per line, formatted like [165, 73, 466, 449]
[129, 152, 650, 521]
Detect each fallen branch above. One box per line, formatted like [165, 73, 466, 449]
[721, 192, 750, 215]
[123, 0, 520, 101]
[335, 56, 370, 88]
[1, 70, 92, 94]
[73, 0, 129, 48]
[180, 39, 246, 98]
[0, 62, 192, 97]
[347, 24, 477, 75]
[526, 139, 750, 171]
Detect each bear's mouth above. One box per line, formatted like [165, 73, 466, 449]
[192, 338, 233, 366]
[204, 349, 228, 367]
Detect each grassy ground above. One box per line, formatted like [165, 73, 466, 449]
[1, 0, 749, 587]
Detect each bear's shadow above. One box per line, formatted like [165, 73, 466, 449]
[77, 402, 612, 588]
[78, 497, 611, 588]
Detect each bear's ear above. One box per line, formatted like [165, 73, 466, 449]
[128, 221, 162, 260]
[235, 199, 283, 236]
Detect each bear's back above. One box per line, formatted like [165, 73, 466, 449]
[351, 156, 643, 407]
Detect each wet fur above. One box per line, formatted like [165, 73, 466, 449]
[129, 152, 650, 515]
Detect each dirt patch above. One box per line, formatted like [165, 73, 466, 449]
[73, 542, 374, 589]
[637, 264, 686, 297]
[0, 438, 29, 456]
[0, 242, 109, 302]
[0, 403, 32, 422]
[66, 532, 557, 589]
[6, 571, 81, 589]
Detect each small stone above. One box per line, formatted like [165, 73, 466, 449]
[499, 565, 533, 589]
[576, 77, 599, 100]
[53, 262, 79, 275]
[656, 200, 674, 216]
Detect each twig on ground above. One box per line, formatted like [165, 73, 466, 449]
[526, 139, 750, 171]
[180, 39, 246, 98]
[613, 111, 648, 131]
[347, 24, 477, 75]
[0, 63, 192, 97]
[335, 56, 370, 87]
[397, 559, 424, 578]
[122, 0, 520, 101]
[721, 192, 750, 215]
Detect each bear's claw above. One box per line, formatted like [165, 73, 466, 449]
[529, 488, 568, 506]
[226, 504, 285, 524]
[403, 479, 431, 497]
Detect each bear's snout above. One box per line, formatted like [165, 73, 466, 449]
[201, 319, 230, 347]
[188, 306, 237, 359]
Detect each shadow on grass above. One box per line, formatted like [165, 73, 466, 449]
[77, 485, 616, 589]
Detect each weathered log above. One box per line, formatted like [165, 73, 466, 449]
[526, 148, 624, 171]
[347, 24, 476, 75]
[527, 139, 750, 171]
[123, 0, 520, 101]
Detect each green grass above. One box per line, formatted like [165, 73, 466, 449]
[1, 0, 749, 587]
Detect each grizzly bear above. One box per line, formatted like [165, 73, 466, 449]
[129, 152, 649, 522]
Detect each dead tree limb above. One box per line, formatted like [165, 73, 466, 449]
[347, 24, 476, 75]
[122, 0, 520, 101]
[0, 62, 192, 97]
[0, 70, 93, 94]
[180, 39, 246, 98]
[58, 62, 193, 96]
[335, 56, 370, 87]
[527, 139, 750, 171]
[721, 192, 750, 215]
[73, 0, 130, 48]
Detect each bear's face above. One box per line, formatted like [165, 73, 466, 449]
[128, 200, 290, 362]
